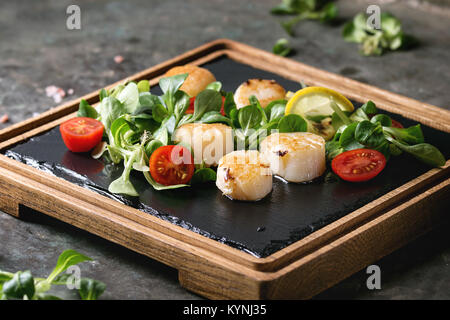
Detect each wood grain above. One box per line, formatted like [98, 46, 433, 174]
[0, 39, 449, 299]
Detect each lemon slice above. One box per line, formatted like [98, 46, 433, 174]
[285, 86, 354, 118]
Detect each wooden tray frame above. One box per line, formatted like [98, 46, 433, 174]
[0, 39, 449, 299]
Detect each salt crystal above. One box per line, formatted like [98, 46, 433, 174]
[114, 55, 124, 64]
[45, 85, 66, 103]
[57, 87, 66, 98]
[45, 85, 58, 97]
[0, 114, 9, 123]
[53, 94, 62, 103]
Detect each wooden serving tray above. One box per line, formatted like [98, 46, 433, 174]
[0, 39, 449, 299]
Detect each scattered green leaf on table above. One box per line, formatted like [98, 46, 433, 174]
[78, 278, 107, 300]
[273, 38, 292, 57]
[2, 271, 35, 299]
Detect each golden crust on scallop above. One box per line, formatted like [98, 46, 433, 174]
[173, 123, 233, 167]
[164, 65, 216, 97]
[234, 79, 286, 109]
[260, 132, 326, 183]
[216, 150, 273, 201]
[217, 150, 272, 181]
[260, 132, 325, 153]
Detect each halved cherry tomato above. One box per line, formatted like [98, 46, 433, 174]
[149, 145, 195, 185]
[331, 148, 386, 182]
[391, 119, 404, 128]
[60, 117, 104, 152]
[186, 96, 226, 116]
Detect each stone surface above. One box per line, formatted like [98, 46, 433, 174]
[0, 0, 449, 299]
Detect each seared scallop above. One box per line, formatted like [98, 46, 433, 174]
[164, 65, 216, 97]
[173, 123, 233, 167]
[260, 132, 326, 183]
[216, 150, 273, 201]
[234, 79, 286, 109]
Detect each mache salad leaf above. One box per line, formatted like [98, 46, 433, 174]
[342, 12, 417, 56]
[326, 100, 445, 167]
[0, 250, 105, 300]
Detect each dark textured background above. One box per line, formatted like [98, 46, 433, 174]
[0, 0, 449, 299]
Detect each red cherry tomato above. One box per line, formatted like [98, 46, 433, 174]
[186, 96, 226, 116]
[149, 145, 195, 186]
[331, 149, 386, 182]
[60, 117, 104, 152]
[185, 97, 196, 114]
[391, 119, 404, 128]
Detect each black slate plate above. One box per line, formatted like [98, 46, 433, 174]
[3, 57, 450, 258]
